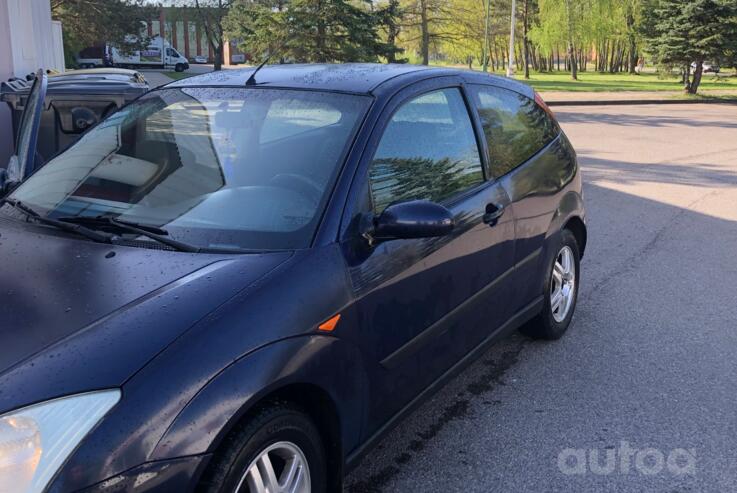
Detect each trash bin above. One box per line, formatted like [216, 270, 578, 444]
[1, 68, 149, 168]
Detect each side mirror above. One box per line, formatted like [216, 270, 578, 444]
[367, 200, 454, 243]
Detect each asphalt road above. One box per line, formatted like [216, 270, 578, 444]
[345, 104, 737, 492]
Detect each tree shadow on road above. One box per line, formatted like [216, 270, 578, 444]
[579, 156, 737, 188]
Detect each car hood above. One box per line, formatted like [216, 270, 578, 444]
[0, 218, 292, 412]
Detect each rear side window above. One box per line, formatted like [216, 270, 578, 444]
[471, 85, 559, 178]
[369, 88, 484, 213]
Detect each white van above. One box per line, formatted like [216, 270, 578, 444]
[111, 36, 190, 72]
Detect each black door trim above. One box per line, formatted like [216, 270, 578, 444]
[379, 246, 542, 370]
[516, 247, 541, 269]
[347, 295, 544, 470]
[380, 264, 515, 370]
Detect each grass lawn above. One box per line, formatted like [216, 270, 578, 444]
[509, 71, 737, 92]
[163, 65, 736, 95]
[163, 71, 195, 81]
[430, 62, 737, 92]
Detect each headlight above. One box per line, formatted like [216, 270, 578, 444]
[0, 390, 120, 493]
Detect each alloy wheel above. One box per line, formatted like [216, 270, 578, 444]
[235, 441, 311, 493]
[550, 245, 576, 323]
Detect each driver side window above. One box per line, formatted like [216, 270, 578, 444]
[368, 88, 484, 214]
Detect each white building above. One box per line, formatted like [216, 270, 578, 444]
[0, 0, 65, 167]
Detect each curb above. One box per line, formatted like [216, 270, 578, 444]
[547, 98, 737, 106]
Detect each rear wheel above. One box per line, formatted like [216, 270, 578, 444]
[520, 229, 580, 340]
[200, 402, 326, 493]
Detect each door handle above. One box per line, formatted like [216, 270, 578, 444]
[483, 203, 505, 225]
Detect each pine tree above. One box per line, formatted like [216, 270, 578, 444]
[224, 0, 289, 62]
[644, 0, 737, 93]
[226, 0, 392, 63]
[376, 0, 407, 63]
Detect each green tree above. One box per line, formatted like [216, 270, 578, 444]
[437, 0, 487, 68]
[643, 0, 737, 93]
[192, 0, 234, 71]
[532, 0, 587, 79]
[400, 0, 460, 65]
[224, 1, 289, 62]
[522, 0, 538, 78]
[589, 0, 643, 73]
[531, 0, 643, 77]
[226, 0, 391, 63]
[375, 0, 407, 63]
[624, 0, 642, 73]
[289, 0, 374, 62]
[51, 0, 157, 68]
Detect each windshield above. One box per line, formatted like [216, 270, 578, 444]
[9, 87, 370, 250]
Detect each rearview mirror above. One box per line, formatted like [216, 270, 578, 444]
[366, 200, 454, 244]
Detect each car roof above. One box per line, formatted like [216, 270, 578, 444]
[167, 63, 535, 98]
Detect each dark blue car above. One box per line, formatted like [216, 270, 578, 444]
[0, 64, 585, 493]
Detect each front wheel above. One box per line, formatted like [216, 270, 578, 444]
[520, 229, 581, 340]
[200, 402, 326, 493]
[174, 63, 185, 72]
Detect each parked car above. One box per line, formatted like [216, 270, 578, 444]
[691, 61, 720, 73]
[0, 64, 585, 493]
[0, 68, 149, 176]
[192, 54, 209, 64]
[231, 53, 247, 64]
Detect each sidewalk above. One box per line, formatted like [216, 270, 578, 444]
[540, 89, 737, 105]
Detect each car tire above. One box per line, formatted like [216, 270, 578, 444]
[175, 63, 185, 73]
[199, 401, 327, 493]
[519, 228, 581, 340]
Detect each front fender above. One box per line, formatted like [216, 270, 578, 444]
[151, 335, 369, 462]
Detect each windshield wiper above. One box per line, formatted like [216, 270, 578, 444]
[0, 198, 115, 244]
[2, 201, 248, 254]
[60, 215, 169, 235]
[59, 215, 201, 253]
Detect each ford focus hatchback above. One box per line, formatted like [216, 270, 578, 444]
[0, 64, 585, 493]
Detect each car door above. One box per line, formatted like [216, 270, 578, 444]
[340, 81, 516, 432]
[4, 69, 47, 184]
[469, 84, 569, 312]
[165, 48, 178, 65]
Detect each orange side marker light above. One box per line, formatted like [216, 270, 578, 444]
[318, 313, 341, 332]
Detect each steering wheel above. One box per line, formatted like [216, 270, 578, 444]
[268, 173, 323, 205]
